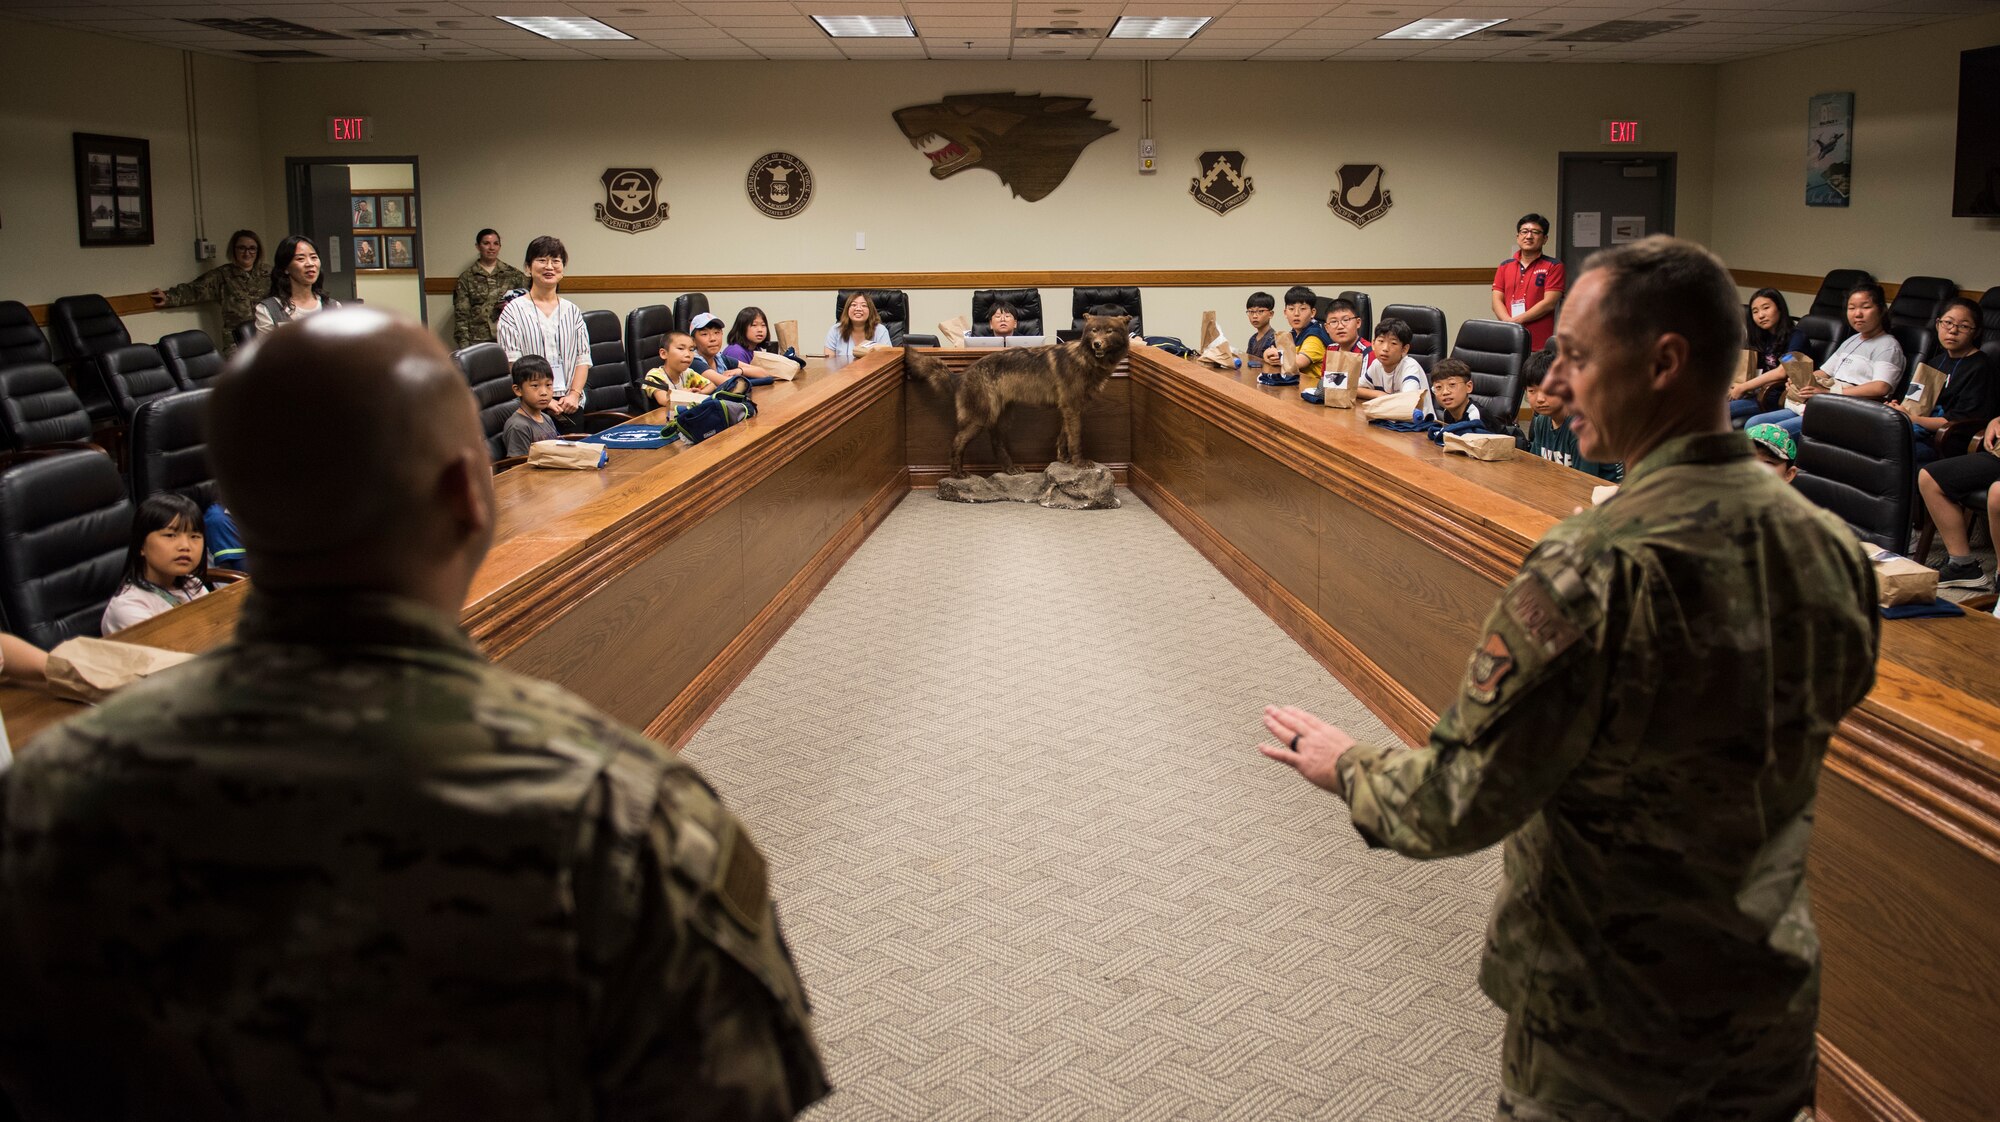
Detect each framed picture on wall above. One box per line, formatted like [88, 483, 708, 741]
[379, 195, 408, 228]
[353, 235, 383, 271]
[73, 133, 152, 246]
[352, 195, 379, 229]
[384, 235, 414, 269]
[1807, 92, 1853, 208]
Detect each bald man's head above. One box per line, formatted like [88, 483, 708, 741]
[209, 309, 494, 594]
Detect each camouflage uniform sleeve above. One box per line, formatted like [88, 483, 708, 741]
[576, 748, 829, 1121]
[1334, 539, 1626, 859]
[452, 272, 476, 350]
[160, 266, 223, 309]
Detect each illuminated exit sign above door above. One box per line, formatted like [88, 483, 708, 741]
[1602, 119, 1642, 145]
[327, 116, 374, 142]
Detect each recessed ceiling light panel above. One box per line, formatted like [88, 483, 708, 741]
[1378, 17, 1506, 40]
[1109, 16, 1211, 40]
[813, 15, 917, 38]
[497, 15, 632, 40]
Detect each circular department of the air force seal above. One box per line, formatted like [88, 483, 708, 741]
[747, 152, 814, 219]
[1329, 163, 1393, 229]
[595, 167, 668, 234]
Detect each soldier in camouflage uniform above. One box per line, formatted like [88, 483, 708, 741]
[1261, 236, 1880, 1122]
[150, 228, 271, 346]
[0, 310, 829, 1120]
[454, 228, 531, 349]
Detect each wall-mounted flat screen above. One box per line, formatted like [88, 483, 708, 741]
[1953, 45, 2000, 216]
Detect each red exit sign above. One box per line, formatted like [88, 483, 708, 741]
[1602, 119, 1642, 144]
[326, 116, 373, 142]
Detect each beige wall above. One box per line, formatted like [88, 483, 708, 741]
[248, 58, 1715, 347]
[1712, 13, 2000, 312]
[0, 19, 264, 340]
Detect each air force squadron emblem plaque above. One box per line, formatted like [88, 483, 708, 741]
[595, 168, 668, 234]
[1329, 164, 1392, 228]
[1191, 151, 1253, 216]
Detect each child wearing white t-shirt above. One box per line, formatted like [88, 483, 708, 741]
[1358, 317, 1429, 402]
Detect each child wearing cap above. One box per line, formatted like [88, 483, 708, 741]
[1747, 424, 1799, 484]
[688, 311, 747, 381]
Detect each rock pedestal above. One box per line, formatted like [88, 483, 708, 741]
[934, 460, 1120, 510]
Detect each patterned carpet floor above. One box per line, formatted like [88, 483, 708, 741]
[683, 488, 1505, 1120]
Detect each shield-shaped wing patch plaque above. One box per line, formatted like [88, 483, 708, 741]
[1329, 164, 1392, 228]
[1191, 151, 1253, 216]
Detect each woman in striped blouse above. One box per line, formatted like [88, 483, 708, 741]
[495, 235, 591, 426]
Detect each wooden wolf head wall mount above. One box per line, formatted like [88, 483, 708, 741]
[892, 93, 1117, 202]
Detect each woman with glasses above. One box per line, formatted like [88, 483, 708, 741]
[150, 229, 270, 346]
[494, 235, 593, 429]
[1891, 297, 1994, 465]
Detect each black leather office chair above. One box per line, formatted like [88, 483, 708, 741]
[1809, 268, 1876, 319]
[624, 304, 674, 375]
[1381, 304, 1447, 373]
[1338, 290, 1374, 340]
[671, 293, 710, 335]
[129, 388, 212, 502]
[1792, 313, 1851, 368]
[835, 289, 932, 346]
[98, 344, 182, 421]
[1890, 276, 1957, 332]
[1450, 319, 1530, 424]
[971, 288, 1044, 336]
[157, 329, 225, 391]
[0, 450, 132, 648]
[47, 295, 138, 422]
[455, 343, 517, 462]
[1794, 395, 1913, 555]
[1978, 286, 2000, 354]
[0, 301, 51, 368]
[1071, 287, 1142, 336]
[583, 308, 625, 367]
[585, 358, 638, 414]
[232, 322, 258, 348]
[0, 363, 93, 452]
[1888, 322, 1936, 399]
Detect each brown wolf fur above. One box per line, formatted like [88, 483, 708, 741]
[906, 315, 1130, 477]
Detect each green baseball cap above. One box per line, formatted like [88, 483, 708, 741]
[1747, 424, 1796, 464]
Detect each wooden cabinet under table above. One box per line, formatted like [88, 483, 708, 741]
[1122, 345, 2000, 1122]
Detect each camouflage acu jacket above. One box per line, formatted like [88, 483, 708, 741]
[1337, 431, 1879, 1054]
[454, 259, 532, 348]
[163, 262, 273, 339]
[0, 591, 828, 1121]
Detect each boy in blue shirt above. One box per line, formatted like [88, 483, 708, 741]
[1244, 291, 1276, 372]
[1521, 347, 1621, 481]
[688, 312, 747, 382]
[1426, 360, 1483, 425]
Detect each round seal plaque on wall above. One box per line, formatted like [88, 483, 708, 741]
[747, 152, 814, 219]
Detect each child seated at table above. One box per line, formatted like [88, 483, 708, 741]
[981, 301, 1022, 339]
[1358, 317, 1426, 401]
[689, 312, 746, 381]
[1261, 286, 1329, 386]
[642, 330, 714, 408]
[1244, 291, 1276, 371]
[1747, 424, 1800, 484]
[503, 356, 560, 457]
[1426, 359, 1482, 425]
[1522, 348, 1620, 481]
[723, 306, 797, 366]
[102, 493, 211, 635]
[1322, 298, 1374, 364]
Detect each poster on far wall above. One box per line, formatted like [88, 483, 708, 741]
[1807, 92, 1853, 208]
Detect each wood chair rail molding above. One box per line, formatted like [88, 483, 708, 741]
[31, 270, 1989, 325]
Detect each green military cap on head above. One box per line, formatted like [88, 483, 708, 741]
[1747, 424, 1796, 465]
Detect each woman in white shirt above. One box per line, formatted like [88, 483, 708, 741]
[824, 291, 891, 371]
[494, 235, 592, 425]
[1742, 282, 1904, 437]
[252, 235, 339, 333]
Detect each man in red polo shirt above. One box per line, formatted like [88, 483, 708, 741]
[1492, 213, 1565, 351]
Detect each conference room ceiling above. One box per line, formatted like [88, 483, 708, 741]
[8, 0, 1989, 64]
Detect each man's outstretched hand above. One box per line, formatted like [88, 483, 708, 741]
[1257, 705, 1357, 795]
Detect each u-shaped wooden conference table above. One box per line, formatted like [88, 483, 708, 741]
[3, 345, 1995, 1122]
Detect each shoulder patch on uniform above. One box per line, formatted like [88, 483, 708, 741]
[1469, 632, 1515, 701]
[718, 828, 768, 936]
[1505, 573, 1583, 659]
